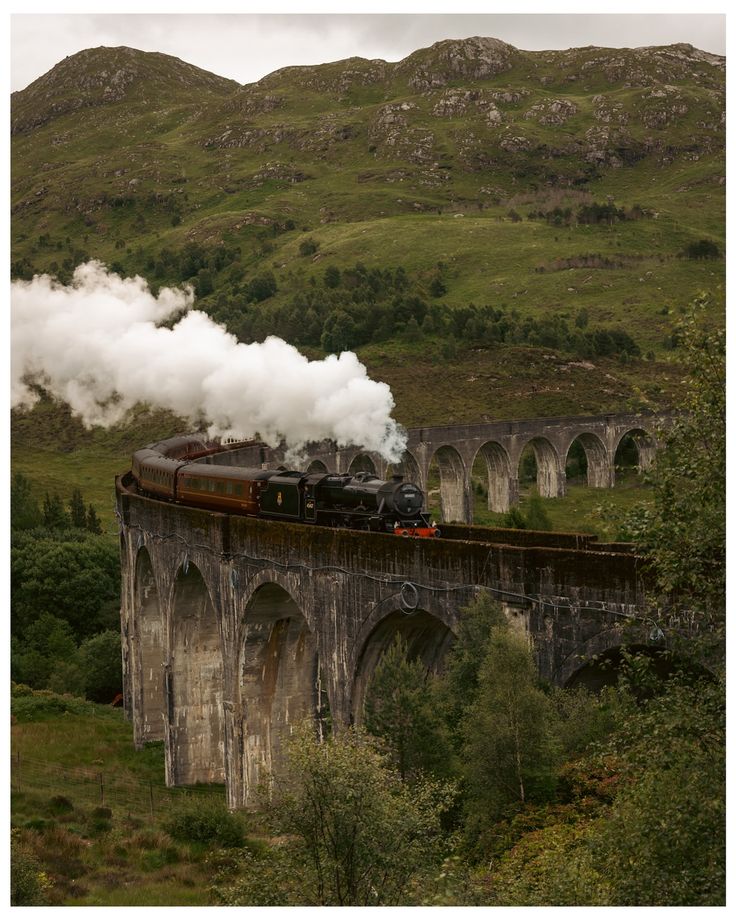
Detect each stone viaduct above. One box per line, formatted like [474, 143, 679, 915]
[221, 410, 672, 523]
[116, 413, 668, 808]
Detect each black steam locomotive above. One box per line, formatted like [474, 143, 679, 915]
[131, 435, 439, 537]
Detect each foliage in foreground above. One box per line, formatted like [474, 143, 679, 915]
[623, 299, 725, 645]
[483, 671, 725, 906]
[360, 589, 724, 907]
[11, 832, 52, 906]
[213, 726, 457, 906]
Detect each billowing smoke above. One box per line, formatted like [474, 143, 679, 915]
[11, 261, 407, 462]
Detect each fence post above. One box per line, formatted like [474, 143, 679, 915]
[16, 752, 21, 792]
[99, 772, 104, 805]
[149, 783, 154, 820]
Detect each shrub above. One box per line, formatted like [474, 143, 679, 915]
[210, 843, 298, 906]
[525, 493, 552, 531]
[502, 507, 527, 529]
[298, 237, 319, 256]
[11, 838, 50, 906]
[683, 239, 720, 260]
[48, 796, 74, 815]
[11, 684, 89, 722]
[163, 798, 246, 848]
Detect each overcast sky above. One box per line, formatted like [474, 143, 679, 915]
[10, 7, 726, 94]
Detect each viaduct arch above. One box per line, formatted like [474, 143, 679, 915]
[117, 461, 663, 808]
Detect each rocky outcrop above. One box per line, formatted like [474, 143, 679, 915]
[592, 94, 630, 125]
[397, 37, 517, 90]
[225, 90, 284, 117]
[524, 98, 578, 125]
[430, 89, 503, 124]
[639, 85, 689, 128]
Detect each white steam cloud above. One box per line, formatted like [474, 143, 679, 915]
[11, 261, 407, 462]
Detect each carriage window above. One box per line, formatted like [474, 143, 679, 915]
[226, 481, 233, 495]
[235, 483, 243, 496]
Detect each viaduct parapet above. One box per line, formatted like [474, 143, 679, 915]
[116, 454, 658, 807]
[213, 411, 672, 523]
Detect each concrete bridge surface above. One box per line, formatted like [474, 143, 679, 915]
[116, 410, 666, 807]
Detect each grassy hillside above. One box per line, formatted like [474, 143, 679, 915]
[11, 687, 242, 906]
[10, 37, 724, 522]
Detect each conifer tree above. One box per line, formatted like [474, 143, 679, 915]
[86, 504, 103, 534]
[68, 488, 87, 528]
[11, 473, 41, 530]
[42, 493, 69, 530]
[364, 634, 451, 780]
[462, 624, 559, 838]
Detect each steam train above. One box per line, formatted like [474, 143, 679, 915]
[131, 435, 440, 537]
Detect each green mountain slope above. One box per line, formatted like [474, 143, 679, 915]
[11, 38, 725, 425]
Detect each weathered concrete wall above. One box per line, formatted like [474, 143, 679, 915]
[117, 472, 656, 808]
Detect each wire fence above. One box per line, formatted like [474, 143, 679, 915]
[11, 753, 226, 821]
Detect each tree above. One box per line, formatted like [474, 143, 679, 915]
[68, 488, 87, 529]
[245, 272, 277, 303]
[462, 623, 559, 842]
[320, 309, 357, 354]
[441, 593, 505, 750]
[429, 276, 447, 298]
[323, 265, 341, 288]
[78, 630, 123, 702]
[41, 492, 68, 529]
[590, 673, 725, 905]
[196, 268, 213, 296]
[11, 473, 41, 530]
[11, 530, 120, 640]
[86, 504, 103, 534]
[364, 634, 452, 780]
[402, 316, 423, 343]
[274, 725, 455, 905]
[624, 301, 725, 645]
[11, 613, 78, 689]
